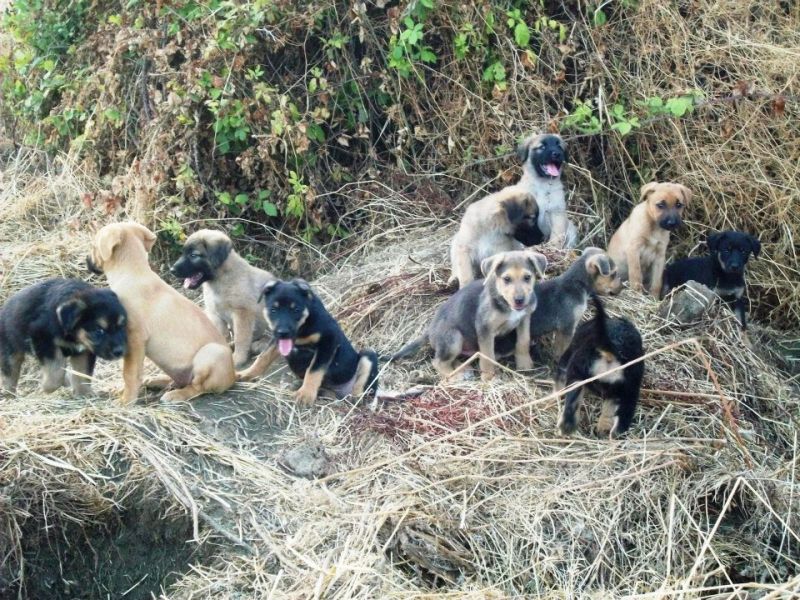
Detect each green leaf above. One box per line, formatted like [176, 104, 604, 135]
[514, 22, 530, 48]
[234, 193, 248, 205]
[262, 201, 278, 217]
[666, 97, 691, 117]
[419, 48, 437, 63]
[593, 10, 607, 27]
[108, 14, 122, 26]
[217, 192, 232, 205]
[610, 121, 633, 136]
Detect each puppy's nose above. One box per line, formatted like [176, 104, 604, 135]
[275, 328, 292, 338]
[513, 296, 526, 308]
[112, 345, 126, 358]
[169, 264, 179, 275]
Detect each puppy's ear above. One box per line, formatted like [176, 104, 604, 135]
[749, 235, 761, 258]
[97, 226, 123, 262]
[292, 278, 313, 300]
[56, 298, 87, 333]
[481, 255, 503, 279]
[586, 253, 612, 277]
[706, 232, 723, 252]
[640, 182, 660, 202]
[515, 138, 531, 163]
[125, 222, 157, 252]
[526, 251, 548, 278]
[581, 246, 603, 259]
[208, 237, 232, 269]
[259, 279, 279, 302]
[676, 184, 692, 206]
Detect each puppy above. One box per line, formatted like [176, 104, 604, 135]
[237, 279, 379, 406]
[662, 230, 760, 329]
[516, 133, 578, 249]
[495, 247, 623, 358]
[0, 279, 127, 395]
[394, 250, 547, 381]
[607, 181, 691, 296]
[170, 229, 275, 367]
[556, 295, 644, 438]
[87, 222, 235, 404]
[449, 187, 538, 289]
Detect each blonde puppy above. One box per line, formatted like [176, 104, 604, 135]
[607, 182, 691, 296]
[87, 222, 235, 404]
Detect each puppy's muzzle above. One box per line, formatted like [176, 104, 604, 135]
[658, 216, 682, 231]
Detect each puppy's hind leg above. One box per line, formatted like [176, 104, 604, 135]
[1, 351, 24, 393]
[451, 243, 477, 289]
[351, 350, 380, 398]
[431, 330, 464, 381]
[69, 352, 96, 396]
[41, 350, 67, 393]
[557, 387, 584, 435]
[161, 343, 235, 402]
[231, 309, 256, 368]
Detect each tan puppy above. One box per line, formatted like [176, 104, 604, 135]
[170, 230, 275, 367]
[87, 222, 235, 404]
[449, 188, 538, 288]
[607, 182, 691, 296]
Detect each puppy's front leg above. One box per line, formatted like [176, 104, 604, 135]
[236, 344, 279, 381]
[295, 338, 334, 406]
[231, 309, 256, 367]
[733, 296, 748, 330]
[477, 326, 497, 382]
[514, 314, 533, 371]
[69, 352, 96, 396]
[626, 245, 644, 292]
[649, 253, 666, 298]
[121, 336, 146, 405]
[548, 210, 568, 247]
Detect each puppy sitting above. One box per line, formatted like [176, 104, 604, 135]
[662, 230, 760, 329]
[608, 181, 691, 296]
[515, 133, 577, 248]
[170, 229, 275, 367]
[0, 278, 127, 395]
[87, 222, 236, 404]
[556, 295, 644, 438]
[495, 247, 622, 359]
[394, 250, 547, 381]
[238, 279, 379, 405]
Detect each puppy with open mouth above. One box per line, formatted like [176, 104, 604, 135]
[170, 229, 275, 367]
[237, 279, 379, 406]
[0, 278, 127, 395]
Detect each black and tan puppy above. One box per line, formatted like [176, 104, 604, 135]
[238, 279, 379, 406]
[495, 247, 623, 358]
[556, 295, 644, 438]
[0, 278, 127, 395]
[394, 250, 547, 381]
[88, 222, 236, 404]
[662, 230, 760, 329]
[170, 229, 275, 367]
[608, 181, 691, 297]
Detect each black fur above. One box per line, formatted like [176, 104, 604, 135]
[262, 279, 379, 398]
[556, 295, 644, 437]
[662, 230, 760, 329]
[513, 214, 546, 246]
[0, 278, 128, 393]
[170, 236, 233, 289]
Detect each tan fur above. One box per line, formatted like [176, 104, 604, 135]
[596, 400, 619, 437]
[295, 368, 325, 406]
[183, 230, 275, 367]
[89, 222, 235, 404]
[450, 187, 538, 288]
[237, 344, 279, 382]
[351, 355, 374, 397]
[607, 182, 691, 296]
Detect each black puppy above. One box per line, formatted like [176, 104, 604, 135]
[238, 279, 379, 405]
[0, 278, 127, 395]
[662, 230, 760, 329]
[556, 295, 644, 438]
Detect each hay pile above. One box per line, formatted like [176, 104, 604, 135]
[2, 154, 800, 598]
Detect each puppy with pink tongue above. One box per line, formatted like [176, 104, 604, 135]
[238, 279, 380, 407]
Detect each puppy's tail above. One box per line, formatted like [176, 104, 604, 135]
[357, 349, 380, 398]
[383, 334, 428, 362]
[590, 293, 613, 348]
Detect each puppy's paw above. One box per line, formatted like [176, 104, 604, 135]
[294, 386, 317, 407]
[516, 355, 534, 371]
[480, 369, 496, 382]
[629, 281, 644, 293]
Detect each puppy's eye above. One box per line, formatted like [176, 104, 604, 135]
[191, 253, 201, 259]
[523, 274, 532, 283]
[502, 276, 512, 284]
[94, 327, 106, 336]
[270, 307, 277, 314]
[675, 202, 683, 208]
[656, 201, 666, 209]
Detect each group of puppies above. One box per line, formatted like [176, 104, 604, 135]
[0, 132, 760, 440]
[394, 133, 760, 437]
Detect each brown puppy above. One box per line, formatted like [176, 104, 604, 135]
[170, 229, 275, 367]
[449, 188, 538, 288]
[87, 222, 235, 404]
[607, 182, 691, 296]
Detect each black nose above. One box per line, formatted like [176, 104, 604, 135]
[275, 328, 291, 338]
[112, 345, 126, 358]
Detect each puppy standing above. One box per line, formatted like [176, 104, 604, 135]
[607, 182, 691, 297]
[662, 230, 760, 329]
[0, 278, 127, 395]
[170, 229, 274, 366]
[88, 222, 235, 404]
[394, 250, 547, 381]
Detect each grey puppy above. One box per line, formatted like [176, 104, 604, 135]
[495, 247, 623, 358]
[392, 250, 547, 381]
[170, 230, 275, 367]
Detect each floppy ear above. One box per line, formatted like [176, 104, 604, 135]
[581, 246, 603, 259]
[481, 255, 503, 279]
[516, 138, 531, 163]
[586, 253, 612, 277]
[676, 184, 692, 206]
[639, 182, 660, 202]
[706, 232, 723, 252]
[749, 235, 761, 258]
[56, 298, 87, 333]
[292, 278, 314, 300]
[208, 237, 232, 268]
[97, 226, 123, 262]
[259, 279, 279, 302]
[127, 222, 157, 251]
[526, 252, 548, 278]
